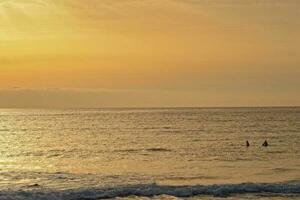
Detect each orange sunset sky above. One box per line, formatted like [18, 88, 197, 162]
[0, 0, 299, 108]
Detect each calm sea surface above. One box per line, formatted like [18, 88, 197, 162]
[0, 107, 299, 199]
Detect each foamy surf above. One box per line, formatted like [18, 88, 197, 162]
[0, 182, 299, 200]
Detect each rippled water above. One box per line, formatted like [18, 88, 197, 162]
[0, 107, 299, 199]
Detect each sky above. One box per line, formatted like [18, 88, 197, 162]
[0, 0, 299, 108]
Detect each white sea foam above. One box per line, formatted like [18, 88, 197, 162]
[0, 182, 299, 200]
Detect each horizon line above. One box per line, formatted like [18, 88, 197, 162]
[0, 105, 299, 110]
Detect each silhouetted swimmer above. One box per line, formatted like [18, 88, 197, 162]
[28, 183, 40, 188]
[246, 140, 250, 147]
[262, 140, 268, 147]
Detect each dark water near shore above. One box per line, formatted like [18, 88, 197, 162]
[0, 107, 299, 199]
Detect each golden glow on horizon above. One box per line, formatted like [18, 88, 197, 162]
[0, 0, 299, 107]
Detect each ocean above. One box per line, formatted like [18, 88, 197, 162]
[0, 107, 299, 200]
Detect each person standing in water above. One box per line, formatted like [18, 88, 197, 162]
[246, 140, 250, 147]
[262, 140, 268, 147]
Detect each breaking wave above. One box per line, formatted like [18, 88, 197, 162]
[0, 182, 299, 200]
